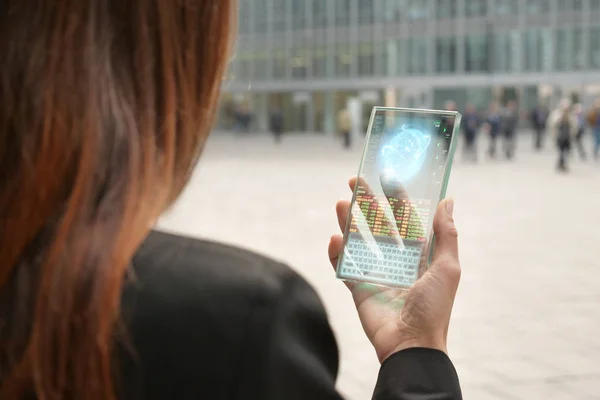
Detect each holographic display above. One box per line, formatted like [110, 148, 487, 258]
[337, 107, 460, 289]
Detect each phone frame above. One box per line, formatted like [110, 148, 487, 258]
[336, 106, 462, 289]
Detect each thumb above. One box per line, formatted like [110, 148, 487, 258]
[431, 198, 459, 266]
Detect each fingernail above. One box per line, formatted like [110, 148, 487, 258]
[445, 198, 454, 218]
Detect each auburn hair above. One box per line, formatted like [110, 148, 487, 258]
[0, 1, 234, 398]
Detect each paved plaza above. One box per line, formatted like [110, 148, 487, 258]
[158, 132, 600, 400]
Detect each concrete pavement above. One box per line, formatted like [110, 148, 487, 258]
[159, 132, 600, 400]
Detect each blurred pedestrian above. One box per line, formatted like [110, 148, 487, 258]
[572, 103, 587, 160]
[501, 100, 519, 160]
[548, 99, 577, 172]
[461, 104, 480, 162]
[529, 103, 548, 151]
[586, 98, 600, 161]
[269, 107, 284, 143]
[485, 102, 502, 159]
[338, 107, 353, 149]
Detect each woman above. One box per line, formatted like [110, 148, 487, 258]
[0, 1, 462, 399]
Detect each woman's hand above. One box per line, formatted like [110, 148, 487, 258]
[328, 177, 461, 363]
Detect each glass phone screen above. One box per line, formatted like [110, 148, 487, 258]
[337, 107, 460, 288]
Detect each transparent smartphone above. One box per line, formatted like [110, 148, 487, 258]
[336, 107, 461, 289]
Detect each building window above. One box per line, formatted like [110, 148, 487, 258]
[292, 0, 307, 30]
[312, 45, 328, 78]
[272, 0, 286, 31]
[237, 54, 252, 81]
[254, 0, 268, 33]
[335, 44, 352, 77]
[273, 49, 287, 79]
[358, 0, 374, 24]
[336, 0, 351, 25]
[358, 43, 375, 76]
[556, 28, 585, 71]
[465, 35, 489, 72]
[494, 0, 519, 15]
[436, 0, 456, 18]
[436, 37, 457, 73]
[381, 0, 404, 22]
[313, 0, 328, 28]
[239, 0, 251, 35]
[253, 51, 268, 81]
[492, 31, 521, 72]
[291, 47, 309, 79]
[558, 0, 583, 10]
[466, 0, 487, 17]
[408, 0, 429, 20]
[591, 27, 600, 68]
[408, 37, 428, 74]
[526, 0, 550, 13]
[524, 29, 553, 72]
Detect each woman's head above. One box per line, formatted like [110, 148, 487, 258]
[0, 1, 234, 398]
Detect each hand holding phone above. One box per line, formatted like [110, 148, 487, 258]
[328, 178, 461, 363]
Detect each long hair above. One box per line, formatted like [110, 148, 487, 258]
[0, 1, 234, 398]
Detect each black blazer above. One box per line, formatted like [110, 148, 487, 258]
[119, 230, 462, 399]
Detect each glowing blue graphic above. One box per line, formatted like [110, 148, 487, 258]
[378, 123, 432, 183]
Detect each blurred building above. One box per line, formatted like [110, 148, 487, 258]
[220, 0, 600, 133]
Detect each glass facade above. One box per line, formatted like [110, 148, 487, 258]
[224, 0, 600, 133]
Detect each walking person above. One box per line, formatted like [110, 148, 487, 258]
[461, 104, 480, 162]
[269, 106, 284, 143]
[586, 98, 600, 161]
[573, 103, 587, 160]
[530, 103, 548, 151]
[548, 99, 577, 172]
[486, 102, 502, 159]
[338, 107, 353, 149]
[501, 100, 519, 160]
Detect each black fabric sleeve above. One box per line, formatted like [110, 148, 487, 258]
[372, 348, 462, 400]
[265, 273, 343, 400]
